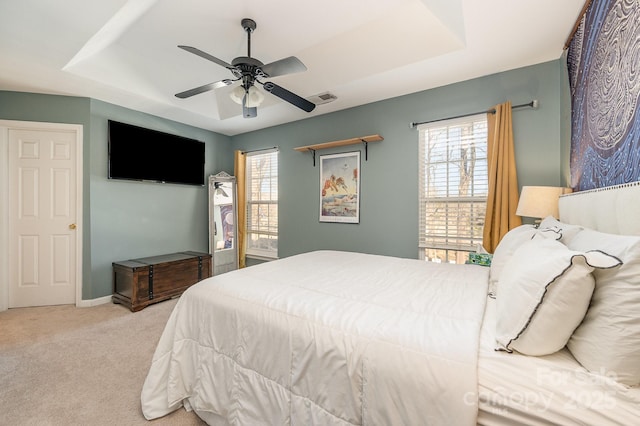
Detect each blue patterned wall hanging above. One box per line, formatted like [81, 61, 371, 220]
[567, 0, 640, 191]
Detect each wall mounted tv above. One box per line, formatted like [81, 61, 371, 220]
[108, 120, 205, 186]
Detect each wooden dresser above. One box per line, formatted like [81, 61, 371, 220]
[112, 251, 212, 312]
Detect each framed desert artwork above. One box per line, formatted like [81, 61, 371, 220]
[319, 151, 360, 223]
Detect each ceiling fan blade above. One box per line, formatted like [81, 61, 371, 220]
[178, 45, 234, 69]
[262, 82, 315, 112]
[261, 56, 307, 78]
[175, 79, 233, 99]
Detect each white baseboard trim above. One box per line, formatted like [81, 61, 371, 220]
[77, 295, 112, 308]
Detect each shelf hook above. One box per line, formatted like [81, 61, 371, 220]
[361, 139, 369, 161]
[310, 149, 316, 167]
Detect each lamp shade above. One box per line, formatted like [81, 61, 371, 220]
[516, 186, 572, 219]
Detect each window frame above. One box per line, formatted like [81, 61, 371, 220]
[417, 113, 489, 264]
[244, 148, 279, 260]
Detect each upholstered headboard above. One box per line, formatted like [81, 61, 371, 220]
[559, 182, 640, 236]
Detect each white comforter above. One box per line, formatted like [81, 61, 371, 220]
[141, 250, 489, 425]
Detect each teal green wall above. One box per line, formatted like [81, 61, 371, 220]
[1, 58, 568, 300]
[87, 100, 232, 299]
[232, 59, 566, 260]
[1, 91, 233, 299]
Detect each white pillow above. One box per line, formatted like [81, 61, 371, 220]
[566, 229, 640, 386]
[538, 215, 583, 243]
[488, 225, 537, 295]
[495, 236, 621, 356]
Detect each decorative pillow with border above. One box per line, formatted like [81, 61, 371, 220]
[488, 225, 537, 295]
[495, 236, 621, 356]
[566, 229, 640, 386]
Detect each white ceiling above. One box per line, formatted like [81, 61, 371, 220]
[0, 0, 585, 136]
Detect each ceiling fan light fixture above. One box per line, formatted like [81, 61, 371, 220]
[230, 86, 245, 105]
[246, 86, 265, 107]
[230, 85, 264, 108]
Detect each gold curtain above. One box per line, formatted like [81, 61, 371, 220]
[234, 150, 247, 268]
[483, 101, 522, 253]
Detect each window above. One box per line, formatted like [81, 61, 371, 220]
[418, 114, 488, 264]
[245, 149, 278, 259]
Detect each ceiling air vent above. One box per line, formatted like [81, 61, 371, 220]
[307, 92, 337, 105]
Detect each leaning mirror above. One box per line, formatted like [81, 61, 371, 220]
[209, 172, 238, 274]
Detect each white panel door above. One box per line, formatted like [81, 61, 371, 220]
[8, 128, 78, 307]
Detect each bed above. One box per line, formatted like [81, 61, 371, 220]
[141, 182, 640, 425]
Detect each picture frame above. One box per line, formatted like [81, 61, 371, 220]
[319, 151, 360, 223]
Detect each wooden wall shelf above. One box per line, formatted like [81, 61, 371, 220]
[294, 134, 383, 166]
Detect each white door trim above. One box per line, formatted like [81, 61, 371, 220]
[0, 120, 83, 311]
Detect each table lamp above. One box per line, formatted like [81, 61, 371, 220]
[516, 186, 572, 222]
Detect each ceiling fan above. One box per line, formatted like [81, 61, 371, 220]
[175, 18, 315, 118]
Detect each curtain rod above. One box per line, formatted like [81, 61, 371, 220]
[240, 146, 278, 154]
[409, 100, 538, 129]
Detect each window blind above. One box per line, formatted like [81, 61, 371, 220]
[418, 114, 488, 261]
[245, 149, 278, 258]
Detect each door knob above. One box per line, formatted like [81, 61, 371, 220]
[69, 223, 77, 230]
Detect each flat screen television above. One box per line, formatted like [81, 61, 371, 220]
[108, 120, 205, 186]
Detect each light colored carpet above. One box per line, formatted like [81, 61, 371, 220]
[0, 298, 205, 426]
